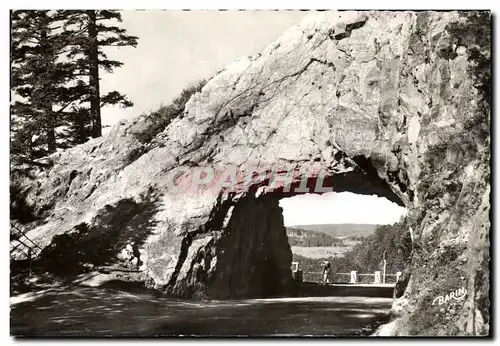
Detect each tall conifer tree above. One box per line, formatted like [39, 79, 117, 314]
[11, 10, 79, 159]
[63, 10, 138, 138]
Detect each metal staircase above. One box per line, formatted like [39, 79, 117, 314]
[10, 223, 43, 261]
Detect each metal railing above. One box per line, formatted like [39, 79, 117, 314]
[301, 271, 400, 284]
[292, 262, 402, 285]
[10, 223, 43, 260]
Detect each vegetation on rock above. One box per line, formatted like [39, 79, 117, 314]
[134, 80, 207, 144]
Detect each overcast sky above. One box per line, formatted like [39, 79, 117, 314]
[280, 192, 407, 226]
[99, 10, 407, 225]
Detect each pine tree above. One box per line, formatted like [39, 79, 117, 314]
[63, 10, 138, 138]
[11, 10, 138, 162]
[10, 10, 79, 160]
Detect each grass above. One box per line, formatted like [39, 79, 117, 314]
[134, 80, 207, 144]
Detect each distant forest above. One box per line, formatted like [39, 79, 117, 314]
[287, 223, 378, 237]
[292, 222, 412, 276]
[286, 228, 363, 247]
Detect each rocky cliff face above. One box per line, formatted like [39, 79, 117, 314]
[11, 11, 490, 335]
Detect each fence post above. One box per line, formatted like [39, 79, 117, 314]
[350, 270, 357, 284]
[382, 257, 387, 284]
[291, 262, 303, 282]
[374, 271, 381, 284]
[396, 271, 402, 282]
[28, 247, 32, 277]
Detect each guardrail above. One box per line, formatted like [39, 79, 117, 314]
[292, 262, 402, 285]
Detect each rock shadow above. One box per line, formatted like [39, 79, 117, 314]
[34, 190, 162, 278]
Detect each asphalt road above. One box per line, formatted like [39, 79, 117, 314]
[10, 286, 393, 337]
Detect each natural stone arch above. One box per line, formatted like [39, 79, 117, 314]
[196, 163, 406, 299]
[13, 11, 490, 335]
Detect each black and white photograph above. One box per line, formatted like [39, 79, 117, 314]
[8, 8, 491, 338]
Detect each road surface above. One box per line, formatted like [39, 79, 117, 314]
[11, 286, 393, 337]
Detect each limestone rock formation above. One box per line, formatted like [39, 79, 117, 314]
[11, 11, 490, 335]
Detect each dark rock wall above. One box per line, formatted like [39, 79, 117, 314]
[206, 195, 293, 298]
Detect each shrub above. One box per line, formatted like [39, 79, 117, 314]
[445, 11, 491, 103]
[134, 79, 207, 144]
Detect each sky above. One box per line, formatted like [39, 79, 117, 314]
[98, 10, 407, 225]
[279, 192, 407, 226]
[99, 10, 307, 129]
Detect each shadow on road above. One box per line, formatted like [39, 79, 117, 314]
[11, 285, 392, 337]
[293, 282, 395, 298]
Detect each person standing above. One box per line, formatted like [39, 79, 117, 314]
[322, 260, 332, 284]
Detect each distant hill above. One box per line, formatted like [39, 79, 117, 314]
[287, 224, 379, 238]
[286, 227, 347, 247]
[285, 224, 378, 258]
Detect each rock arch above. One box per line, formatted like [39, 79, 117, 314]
[14, 11, 490, 335]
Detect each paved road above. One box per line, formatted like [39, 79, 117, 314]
[11, 286, 393, 337]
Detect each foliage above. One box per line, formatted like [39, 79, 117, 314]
[10, 10, 138, 162]
[61, 10, 138, 138]
[417, 12, 491, 214]
[446, 11, 491, 103]
[342, 222, 411, 273]
[10, 171, 37, 223]
[135, 80, 207, 144]
[292, 222, 411, 276]
[286, 228, 351, 247]
[288, 224, 378, 238]
[11, 10, 77, 159]
[445, 11, 491, 148]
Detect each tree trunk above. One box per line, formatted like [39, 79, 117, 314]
[74, 108, 88, 144]
[40, 13, 56, 153]
[46, 110, 56, 153]
[87, 10, 102, 138]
